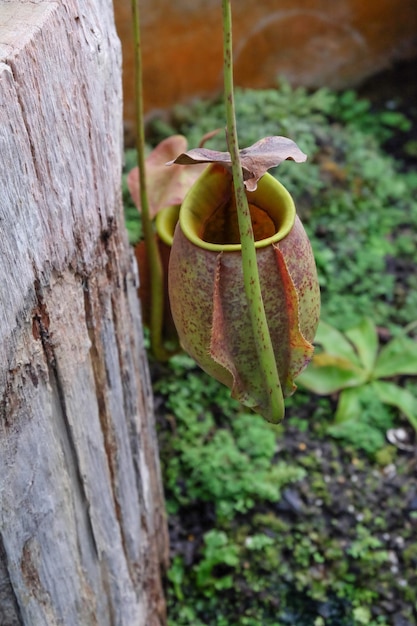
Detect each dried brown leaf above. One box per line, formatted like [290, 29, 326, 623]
[167, 136, 307, 191]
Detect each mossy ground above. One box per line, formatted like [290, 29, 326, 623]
[152, 358, 417, 626]
[123, 68, 417, 625]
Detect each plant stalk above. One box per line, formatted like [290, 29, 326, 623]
[221, 0, 285, 422]
[131, 0, 169, 361]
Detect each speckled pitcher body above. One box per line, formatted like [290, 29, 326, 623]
[163, 164, 320, 420]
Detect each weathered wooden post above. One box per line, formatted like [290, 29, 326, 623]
[0, 2, 168, 624]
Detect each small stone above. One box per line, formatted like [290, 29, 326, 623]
[279, 488, 304, 514]
[407, 495, 417, 511]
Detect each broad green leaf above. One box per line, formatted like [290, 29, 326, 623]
[371, 380, 417, 433]
[334, 387, 364, 423]
[345, 318, 378, 374]
[374, 335, 417, 379]
[296, 353, 367, 395]
[313, 320, 362, 366]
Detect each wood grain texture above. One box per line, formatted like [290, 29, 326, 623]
[0, 2, 168, 624]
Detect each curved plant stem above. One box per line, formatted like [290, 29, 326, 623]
[131, 0, 169, 361]
[221, 0, 285, 422]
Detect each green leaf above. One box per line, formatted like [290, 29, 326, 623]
[334, 386, 365, 423]
[374, 335, 417, 379]
[167, 556, 185, 601]
[345, 318, 378, 374]
[313, 320, 362, 366]
[371, 380, 417, 432]
[296, 353, 367, 394]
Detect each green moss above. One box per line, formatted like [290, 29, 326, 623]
[157, 365, 305, 521]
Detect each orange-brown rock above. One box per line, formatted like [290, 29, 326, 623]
[116, 0, 417, 138]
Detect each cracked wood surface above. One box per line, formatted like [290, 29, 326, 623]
[0, 2, 168, 625]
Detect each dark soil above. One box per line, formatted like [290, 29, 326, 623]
[358, 58, 417, 171]
[156, 382, 417, 625]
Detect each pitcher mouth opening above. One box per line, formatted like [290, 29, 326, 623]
[176, 164, 296, 252]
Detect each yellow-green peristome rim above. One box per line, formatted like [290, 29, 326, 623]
[178, 165, 296, 252]
[155, 204, 181, 246]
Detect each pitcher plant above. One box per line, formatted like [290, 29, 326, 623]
[130, 0, 320, 422]
[165, 159, 320, 423]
